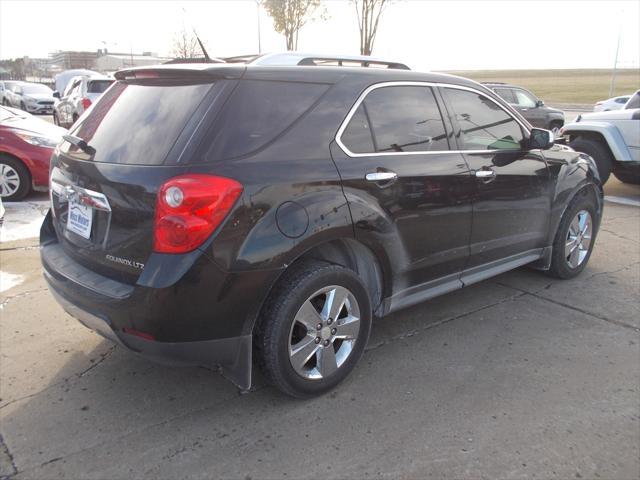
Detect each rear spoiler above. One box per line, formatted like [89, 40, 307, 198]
[114, 64, 245, 81]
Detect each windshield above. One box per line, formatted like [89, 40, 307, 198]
[22, 84, 53, 95]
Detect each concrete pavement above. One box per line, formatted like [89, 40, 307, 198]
[0, 199, 638, 479]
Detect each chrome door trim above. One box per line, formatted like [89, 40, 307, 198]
[334, 81, 530, 159]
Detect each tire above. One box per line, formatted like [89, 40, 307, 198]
[0, 155, 31, 201]
[72, 113, 79, 125]
[53, 112, 59, 126]
[255, 261, 372, 398]
[2, 98, 8, 106]
[613, 171, 640, 185]
[568, 137, 612, 184]
[546, 190, 598, 279]
[20, 102, 26, 111]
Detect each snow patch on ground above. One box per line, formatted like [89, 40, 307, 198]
[0, 199, 49, 242]
[0, 271, 24, 293]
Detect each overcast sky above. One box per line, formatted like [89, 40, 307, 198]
[1, 0, 638, 71]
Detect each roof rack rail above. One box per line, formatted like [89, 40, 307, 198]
[481, 81, 506, 85]
[223, 52, 410, 70]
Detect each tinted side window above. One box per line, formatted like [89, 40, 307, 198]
[342, 86, 448, 154]
[494, 88, 516, 104]
[444, 88, 524, 151]
[341, 103, 375, 153]
[202, 80, 329, 160]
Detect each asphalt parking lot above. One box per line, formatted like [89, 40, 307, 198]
[0, 115, 639, 479]
[0, 195, 638, 479]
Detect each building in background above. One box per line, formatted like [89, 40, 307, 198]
[49, 51, 98, 70]
[93, 50, 170, 73]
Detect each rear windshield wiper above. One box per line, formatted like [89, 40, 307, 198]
[63, 134, 96, 155]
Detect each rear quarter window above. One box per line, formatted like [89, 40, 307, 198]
[197, 79, 329, 161]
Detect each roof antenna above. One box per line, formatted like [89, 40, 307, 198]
[182, 7, 210, 62]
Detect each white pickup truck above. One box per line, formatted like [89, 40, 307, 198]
[561, 90, 640, 184]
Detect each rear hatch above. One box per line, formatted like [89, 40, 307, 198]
[49, 66, 242, 283]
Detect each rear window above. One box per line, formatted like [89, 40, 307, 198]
[62, 80, 213, 165]
[87, 80, 114, 94]
[198, 79, 329, 161]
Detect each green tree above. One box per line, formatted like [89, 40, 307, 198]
[263, 0, 325, 51]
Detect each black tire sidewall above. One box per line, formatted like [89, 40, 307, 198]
[549, 193, 598, 279]
[260, 263, 372, 398]
[0, 155, 30, 201]
[568, 138, 612, 184]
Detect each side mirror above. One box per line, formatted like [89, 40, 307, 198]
[529, 128, 554, 150]
[535, 99, 544, 107]
[53, 91, 60, 99]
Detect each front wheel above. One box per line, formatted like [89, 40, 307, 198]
[546, 191, 598, 279]
[256, 261, 372, 398]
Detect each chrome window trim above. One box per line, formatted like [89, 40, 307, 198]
[335, 81, 530, 158]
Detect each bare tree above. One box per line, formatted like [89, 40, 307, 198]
[353, 0, 389, 56]
[262, 0, 325, 51]
[170, 27, 200, 59]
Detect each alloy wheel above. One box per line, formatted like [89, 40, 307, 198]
[0, 163, 21, 197]
[565, 209, 592, 268]
[288, 285, 361, 380]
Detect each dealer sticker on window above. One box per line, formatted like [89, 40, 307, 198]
[67, 201, 93, 239]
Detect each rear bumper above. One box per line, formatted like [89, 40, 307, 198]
[40, 210, 280, 390]
[47, 285, 252, 389]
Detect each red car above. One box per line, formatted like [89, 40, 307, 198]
[0, 106, 65, 201]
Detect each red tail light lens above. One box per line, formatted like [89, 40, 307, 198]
[154, 174, 243, 254]
[81, 98, 92, 109]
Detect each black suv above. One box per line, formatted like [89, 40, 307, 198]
[484, 82, 565, 134]
[41, 62, 602, 398]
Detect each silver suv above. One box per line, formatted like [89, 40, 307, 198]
[561, 90, 640, 184]
[53, 75, 114, 128]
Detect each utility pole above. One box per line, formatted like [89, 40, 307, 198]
[609, 23, 622, 97]
[255, 0, 262, 53]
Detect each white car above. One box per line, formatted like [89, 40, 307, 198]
[53, 75, 114, 128]
[5, 82, 55, 114]
[593, 94, 632, 112]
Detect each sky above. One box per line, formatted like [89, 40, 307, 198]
[0, 0, 639, 71]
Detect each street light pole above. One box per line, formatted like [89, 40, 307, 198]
[256, 0, 262, 53]
[609, 24, 622, 97]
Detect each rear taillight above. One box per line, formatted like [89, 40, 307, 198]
[153, 174, 243, 254]
[81, 98, 92, 109]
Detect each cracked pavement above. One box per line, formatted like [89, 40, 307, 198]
[0, 201, 638, 479]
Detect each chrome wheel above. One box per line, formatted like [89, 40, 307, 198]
[0, 163, 20, 197]
[565, 209, 592, 268]
[288, 285, 361, 380]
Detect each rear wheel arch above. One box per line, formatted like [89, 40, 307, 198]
[250, 237, 387, 337]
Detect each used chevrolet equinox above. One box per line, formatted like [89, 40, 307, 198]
[41, 61, 603, 398]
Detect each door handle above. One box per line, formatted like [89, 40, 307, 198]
[366, 171, 398, 182]
[475, 169, 496, 179]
